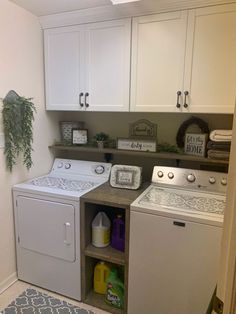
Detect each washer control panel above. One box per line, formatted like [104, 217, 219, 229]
[152, 166, 227, 194]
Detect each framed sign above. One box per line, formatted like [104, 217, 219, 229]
[110, 165, 142, 190]
[117, 138, 156, 152]
[129, 119, 157, 139]
[184, 133, 208, 157]
[72, 129, 88, 145]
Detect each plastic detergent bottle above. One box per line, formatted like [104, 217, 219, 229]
[92, 212, 111, 248]
[111, 215, 125, 252]
[94, 261, 111, 294]
[105, 267, 124, 309]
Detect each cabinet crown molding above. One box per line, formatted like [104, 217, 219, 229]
[39, 0, 236, 29]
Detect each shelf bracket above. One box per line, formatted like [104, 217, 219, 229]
[176, 159, 180, 167]
[104, 153, 113, 163]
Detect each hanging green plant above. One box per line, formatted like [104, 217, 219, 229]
[2, 90, 36, 171]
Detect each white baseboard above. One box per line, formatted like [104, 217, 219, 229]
[0, 273, 18, 294]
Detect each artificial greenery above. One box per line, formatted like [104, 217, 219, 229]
[94, 132, 109, 142]
[2, 92, 36, 171]
[157, 142, 181, 153]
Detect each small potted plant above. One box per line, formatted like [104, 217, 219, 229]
[94, 132, 109, 149]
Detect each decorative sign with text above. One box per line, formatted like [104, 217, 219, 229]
[184, 133, 208, 157]
[117, 138, 156, 152]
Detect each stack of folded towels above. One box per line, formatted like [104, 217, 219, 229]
[207, 130, 232, 160]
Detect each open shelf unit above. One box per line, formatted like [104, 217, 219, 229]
[49, 144, 229, 165]
[80, 183, 146, 314]
[84, 243, 125, 265]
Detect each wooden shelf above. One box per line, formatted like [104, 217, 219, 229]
[84, 244, 125, 266]
[85, 290, 124, 314]
[49, 144, 229, 165]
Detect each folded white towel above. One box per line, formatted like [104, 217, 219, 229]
[209, 130, 232, 142]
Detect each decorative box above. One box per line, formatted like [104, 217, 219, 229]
[110, 165, 142, 190]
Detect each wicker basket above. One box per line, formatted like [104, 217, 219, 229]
[60, 121, 85, 143]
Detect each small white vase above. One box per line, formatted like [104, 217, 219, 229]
[97, 141, 104, 149]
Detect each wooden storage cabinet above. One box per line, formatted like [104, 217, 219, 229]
[44, 18, 131, 111]
[81, 202, 129, 313]
[80, 183, 146, 314]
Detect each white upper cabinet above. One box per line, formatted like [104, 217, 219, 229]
[84, 19, 131, 111]
[44, 19, 131, 111]
[131, 11, 188, 112]
[183, 4, 236, 113]
[44, 26, 85, 111]
[131, 4, 236, 113]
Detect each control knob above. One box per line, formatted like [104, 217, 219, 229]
[57, 162, 63, 169]
[168, 172, 174, 179]
[65, 163, 71, 169]
[209, 177, 216, 184]
[221, 178, 227, 186]
[187, 173, 196, 183]
[95, 165, 105, 174]
[157, 171, 164, 178]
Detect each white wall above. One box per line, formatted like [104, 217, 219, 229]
[0, 0, 60, 292]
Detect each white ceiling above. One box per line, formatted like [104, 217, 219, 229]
[10, 0, 113, 16]
[10, 0, 233, 17]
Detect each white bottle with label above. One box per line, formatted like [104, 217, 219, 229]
[92, 212, 111, 248]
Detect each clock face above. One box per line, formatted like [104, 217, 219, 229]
[72, 129, 88, 145]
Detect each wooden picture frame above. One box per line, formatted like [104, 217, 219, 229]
[72, 129, 88, 145]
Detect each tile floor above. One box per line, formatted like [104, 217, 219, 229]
[0, 280, 110, 314]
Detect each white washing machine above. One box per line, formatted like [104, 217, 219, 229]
[128, 166, 227, 314]
[13, 158, 111, 301]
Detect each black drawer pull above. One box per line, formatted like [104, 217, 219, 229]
[173, 221, 186, 227]
[176, 91, 181, 108]
[184, 91, 189, 108]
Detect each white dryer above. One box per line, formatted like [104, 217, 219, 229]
[13, 158, 111, 300]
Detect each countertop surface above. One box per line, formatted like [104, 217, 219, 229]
[81, 182, 148, 208]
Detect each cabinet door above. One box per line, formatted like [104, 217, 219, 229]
[44, 26, 85, 111]
[131, 11, 187, 112]
[84, 19, 131, 111]
[128, 211, 222, 314]
[184, 4, 236, 113]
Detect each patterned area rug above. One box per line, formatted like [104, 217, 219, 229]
[1, 288, 94, 314]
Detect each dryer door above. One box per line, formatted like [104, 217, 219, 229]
[16, 196, 75, 262]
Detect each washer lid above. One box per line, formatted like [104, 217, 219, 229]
[131, 184, 225, 226]
[139, 186, 225, 215]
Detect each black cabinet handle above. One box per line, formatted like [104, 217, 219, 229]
[173, 221, 186, 227]
[79, 92, 84, 107]
[184, 91, 189, 108]
[176, 91, 181, 108]
[85, 92, 89, 108]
